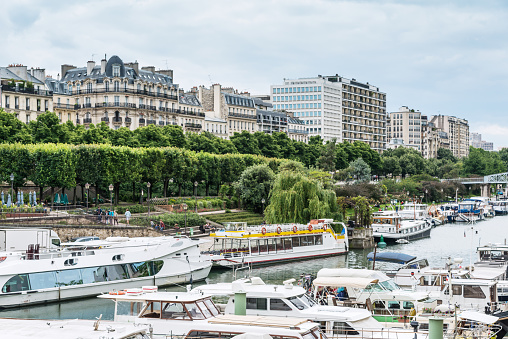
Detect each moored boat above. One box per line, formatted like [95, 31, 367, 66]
[371, 211, 431, 243]
[0, 236, 212, 308]
[203, 219, 348, 268]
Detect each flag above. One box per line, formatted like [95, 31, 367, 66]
[464, 231, 466, 237]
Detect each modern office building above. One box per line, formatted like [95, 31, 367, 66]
[0, 64, 53, 124]
[270, 75, 386, 151]
[430, 115, 469, 158]
[470, 132, 494, 151]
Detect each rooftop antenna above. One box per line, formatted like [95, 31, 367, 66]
[163, 59, 169, 69]
[91, 53, 96, 62]
[208, 75, 213, 85]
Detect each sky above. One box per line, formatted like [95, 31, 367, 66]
[2, 0, 508, 148]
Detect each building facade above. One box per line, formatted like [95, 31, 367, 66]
[430, 115, 469, 158]
[470, 132, 494, 151]
[0, 65, 53, 124]
[387, 106, 422, 151]
[47, 55, 206, 131]
[270, 75, 386, 151]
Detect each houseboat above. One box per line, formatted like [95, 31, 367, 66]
[203, 219, 348, 268]
[371, 211, 431, 243]
[0, 236, 212, 308]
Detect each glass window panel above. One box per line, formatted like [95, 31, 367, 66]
[247, 298, 267, 310]
[29, 271, 57, 290]
[81, 266, 107, 283]
[129, 262, 150, 278]
[142, 301, 162, 318]
[106, 264, 129, 281]
[56, 269, 82, 286]
[2, 274, 30, 293]
[184, 302, 205, 319]
[270, 298, 292, 311]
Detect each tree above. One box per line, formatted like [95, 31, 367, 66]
[230, 131, 260, 155]
[349, 157, 371, 182]
[265, 170, 338, 224]
[317, 138, 336, 172]
[0, 110, 32, 144]
[437, 148, 456, 162]
[234, 164, 275, 213]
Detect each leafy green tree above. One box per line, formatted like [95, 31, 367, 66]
[437, 148, 456, 162]
[350, 157, 371, 182]
[265, 170, 337, 224]
[382, 156, 401, 177]
[30, 111, 72, 144]
[230, 131, 260, 155]
[272, 132, 295, 159]
[254, 132, 280, 158]
[0, 110, 32, 144]
[234, 164, 275, 212]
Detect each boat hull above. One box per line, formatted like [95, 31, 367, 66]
[373, 227, 431, 243]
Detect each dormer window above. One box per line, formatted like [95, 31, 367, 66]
[113, 64, 120, 77]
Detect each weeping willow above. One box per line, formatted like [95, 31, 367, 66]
[265, 171, 338, 224]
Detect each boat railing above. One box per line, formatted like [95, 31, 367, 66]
[16, 249, 96, 261]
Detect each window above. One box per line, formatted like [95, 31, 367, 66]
[56, 269, 82, 286]
[463, 285, 486, 299]
[29, 271, 57, 290]
[114, 81, 119, 92]
[113, 65, 120, 77]
[247, 298, 267, 310]
[2, 274, 30, 293]
[270, 298, 291, 311]
[452, 285, 463, 295]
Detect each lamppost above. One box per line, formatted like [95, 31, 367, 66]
[455, 188, 459, 203]
[169, 178, 173, 197]
[183, 203, 188, 235]
[194, 181, 198, 213]
[425, 189, 428, 203]
[109, 184, 114, 208]
[10, 173, 14, 200]
[85, 183, 90, 212]
[147, 182, 151, 219]
[261, 198, 265, 219]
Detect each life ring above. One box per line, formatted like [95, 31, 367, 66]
[292, 226, 298, 233]
[261, 227, 267, 235]
[308, 225, 313, 232]
[109, 290, 126, 295]
[276, 227, 282, 234]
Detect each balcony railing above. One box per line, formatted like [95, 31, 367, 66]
[139, 118, 146, 124]
[101, 117, 110, 122]
[228, 112, 257, 120]
[15, 105, 19, 109]
[125, 117, 132, 123]
[158, 121, 165, 126]
[83, 118, 92, 124]
[83, 103, 92, 108]
[55, 103, 75, 110]
[76, 119, 80, 124]
[95, 102, 137, 108]
[147, 120, 156, 125]
[1, 85, 53, 97]
[64, 88, 178, 101]
[287, 128, 309, 134]
[185, 123, 202, 129]
[4, 104, 9, 108]
[113, 117, 122, 123]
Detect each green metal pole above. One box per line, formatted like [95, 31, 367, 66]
[429, 317, 443, 339]
[234, 291, 247, 316]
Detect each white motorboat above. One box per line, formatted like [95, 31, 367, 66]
[397, 202, 429, 220]
[204, 219, 348, 267]
[99, 289, 330, 339]
[371, 211, 431, 243]
[489, 200, 508, 215]
[192, 277, 417, 338]
[0, 236, 212, 308]
[0, 317, 151, 339]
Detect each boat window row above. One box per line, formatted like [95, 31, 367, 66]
[215, 235, 324, 255]
[140, 299, 219, 320]
[246, 297, 300, 311]
[443, 285, 487, 298]
[1, 261, 164, 293]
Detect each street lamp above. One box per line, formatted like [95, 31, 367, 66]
[169, 178, 173, 197]
[85, 183, 90, 212]
[455, 188, 459, 203]
[261, 198, 266, 219]
[147, 182, 151, 219]
[183, 203, 188, 235]
[425, 189, 428, 203]
[109, 184, 114, 208]
[194, 181, 198, 213]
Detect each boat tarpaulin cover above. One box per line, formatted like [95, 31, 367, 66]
[366, 252, 416, 264]
[459, 311, 499, 325]
[312, 277, 379, 288]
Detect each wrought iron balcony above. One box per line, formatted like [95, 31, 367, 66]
[185, 122, 202, 129]
[125, 117, 132, 123]
[139, 118, 146, 124]
[75, 119, 80, 124]
[83, 118, 92, 124]
[101, 117, 110, 122]
[113, 117, 122, 123]
[147, 120, 156, 125]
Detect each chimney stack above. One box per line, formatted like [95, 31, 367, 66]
[32, 68, 46, 82]
[141, 66, 155, 73]
[61, 64, 76, 79]
[101, 58, 107, 74]
[87, 61, 95, 75]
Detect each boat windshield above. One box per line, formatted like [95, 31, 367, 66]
[288, 295, 312, 310]
[302, 327, 328, 339]
[379, 280, 400, 291]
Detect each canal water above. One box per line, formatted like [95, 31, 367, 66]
[2, 215, 507, 320]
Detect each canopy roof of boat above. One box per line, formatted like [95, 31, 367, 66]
[459, 311, 499, 325]
[316, 268, 390, 282]
[193, 281, 307, 298]
[367, 252, 417, 264]
[98, 291, 211, 302]
[208, 315, 312, 329]
[313, 276, 379, 288]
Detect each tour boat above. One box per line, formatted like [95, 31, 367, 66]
[0, 236, 212, 308]
[203, 219, 348, 267]
[371, 211, 431, 243]
[191, 277, 418, 338]
[0, 318, 151, 339]
[98, 289, 329, 339]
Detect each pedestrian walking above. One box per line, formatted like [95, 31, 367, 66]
[125, 209, 131, 225]
[113, 210, 118, 225]
[159, 220, 165, 231]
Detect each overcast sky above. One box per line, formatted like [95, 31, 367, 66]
[2, 0, 507, 148]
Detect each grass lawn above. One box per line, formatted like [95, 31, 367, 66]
[206, 211, 264, 226]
